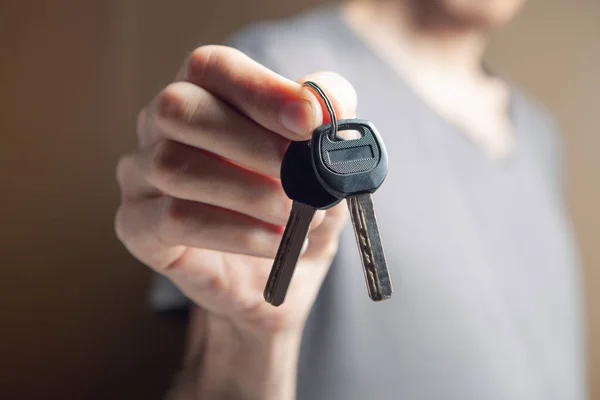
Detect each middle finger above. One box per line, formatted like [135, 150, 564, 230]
[123, 139, 294, 227]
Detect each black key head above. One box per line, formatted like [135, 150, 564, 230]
[311, 119, 388, 198]
[280, 140, 343, 210]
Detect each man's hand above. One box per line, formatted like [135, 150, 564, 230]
[115, 46, 357, 397]
[116, 46, 356, 398]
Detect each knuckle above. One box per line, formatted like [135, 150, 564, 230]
[156, 197, 190, 245]
[136, 108, 153, 147]
[156, 81, 194, 120]
[236, 228, 260, 253]
[236, 226, 276, 258]
[204, 274, 227, 293]
[148, 140, 189, 191]
[115, 154, 133, 190]
[187, 45, 236, 81]
[136, 108, 147, 133]
[114, 204, 127, 243]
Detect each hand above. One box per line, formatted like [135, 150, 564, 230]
[115, 46, 357, 336]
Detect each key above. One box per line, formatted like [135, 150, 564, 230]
[263, 140, 343, 306]
[311, 119, 393, 301]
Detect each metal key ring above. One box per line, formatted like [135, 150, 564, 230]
[302, 81, 338, 141]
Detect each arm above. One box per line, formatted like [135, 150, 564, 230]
[166, 308, 301, 400]
[115, 46, 356, 400]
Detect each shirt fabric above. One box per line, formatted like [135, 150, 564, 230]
[150, 6, 587, 400]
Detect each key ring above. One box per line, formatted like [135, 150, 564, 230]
[302, 81, 338, 141]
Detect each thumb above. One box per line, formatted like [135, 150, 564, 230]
[299, 72, 358, 125]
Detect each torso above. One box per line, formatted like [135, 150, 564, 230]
[220, 6, 586, 399]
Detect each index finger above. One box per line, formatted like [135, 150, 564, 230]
[183, 45, 323, 141]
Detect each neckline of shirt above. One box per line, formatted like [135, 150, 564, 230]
[316, 4, 525, 166]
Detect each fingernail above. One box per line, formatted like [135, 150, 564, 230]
[280, 99, 314, 137]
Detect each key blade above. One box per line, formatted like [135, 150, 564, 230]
[264, 202, 316, 306]
[347, 194, 393, 301]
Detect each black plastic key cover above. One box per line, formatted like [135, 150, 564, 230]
[311, 119, 388, 197]
[281, 140, 343, 210]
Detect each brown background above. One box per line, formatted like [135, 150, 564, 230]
[0, 0, 598, 399]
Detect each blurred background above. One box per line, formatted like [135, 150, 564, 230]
[0, 0, 598, 398]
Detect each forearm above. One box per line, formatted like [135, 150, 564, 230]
[168, 313, 302, 400]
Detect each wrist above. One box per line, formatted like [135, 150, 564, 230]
[198, 313, 302, 400]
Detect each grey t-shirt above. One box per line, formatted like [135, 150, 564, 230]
[151, 6, 586, 400]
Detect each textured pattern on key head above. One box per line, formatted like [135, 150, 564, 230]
[319, 124, 380, 174]
[312, 119, 389, 197]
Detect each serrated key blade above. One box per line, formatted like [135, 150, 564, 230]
[347, 193, 393, 301]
